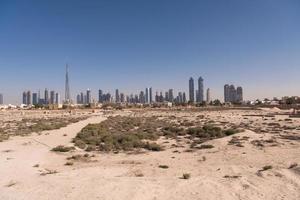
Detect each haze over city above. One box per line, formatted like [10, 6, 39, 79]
[0, 0, 300, 104]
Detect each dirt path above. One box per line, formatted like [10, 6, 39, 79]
[0, 114, 107, 200]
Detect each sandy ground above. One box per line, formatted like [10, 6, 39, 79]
[0, 109, 299, 200]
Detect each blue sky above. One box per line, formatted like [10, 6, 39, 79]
[0, 0, 299, 104]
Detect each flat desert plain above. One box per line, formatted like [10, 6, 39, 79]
[0, 108, 299, 200]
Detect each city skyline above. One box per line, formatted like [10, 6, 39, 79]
[1, 0, 300, 103]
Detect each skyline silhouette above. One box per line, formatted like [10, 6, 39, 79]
[0, 0, 299, 103]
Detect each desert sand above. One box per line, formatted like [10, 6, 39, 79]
[0, 108, 299, 200]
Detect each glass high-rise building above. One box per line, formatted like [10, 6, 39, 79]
[44, 88, 49, 105]
[145, 88, 149, 103]
[50, 91, 55, 104]
[27, 91, 32, 105]
[32, 93, 38, 105]
[0, 94, 3, 105]
[23, 91, 27, 105]
[206, 88, 211, 103]
[55, 93, 60, 104]
[224, 84, 230, 103]
[115, 89, 120, 103]
[86, 89, 91, 104]
[198, 77, 204, 103]
[149, 87, 153, 103]
[168, 89, 174, 102]
[98, 90, 103, 103]
[189, 77, 195, 103]
[236, 87, 243, 102]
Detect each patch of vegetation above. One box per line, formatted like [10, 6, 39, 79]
[159, 165, 169, 169]
[51, 145, 75, 152]
[74, 139, 86, 149]
[198, 144, 214, 149]
[74, 116, 242, 152]
[281, 135, 300, 141]
[288, 163, 298, 169]
[262, 165, 273, 171]
[182, 173, 191, 179]
[65, 161, 74, 166]
[224, 175, 241, 179]
[74, 116, 166, 152]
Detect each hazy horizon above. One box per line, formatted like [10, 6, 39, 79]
[1, 0, 300, 104]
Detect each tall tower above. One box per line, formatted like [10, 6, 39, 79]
[115, 89, 120, 103]
[149, 87, 153, 103]
[86, 89, 91, 104]
[206, 88, 211, 103]
[0, 93, 3, 105]
[224, 84, 230, 103]
[236, 87, 243, 102]
[189, 77, 195, 103]
[145, 88, 149, 103]
[65, 64, 71, 104]
[198, 77, 204, 103]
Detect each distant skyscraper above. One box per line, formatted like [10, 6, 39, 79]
[229, 85, 236, 103]
[84, 95, 87, 104]
[23, 91, 27, 105]
[139, 91, 145, 103]
[145, 88, 149, 103]
[38, 90, 41, 103]
[115, 89, 120, 103]
[27, 91, 32, 105]
[224, 84, 230, 103]
[159, 92, 163, 102]
[149, 87, 153, 103]
[50, 91, 55, 104]
[32, 93, 38, 105]
[98, 90, 103, 103]
[65, 64, 71, 104]
[0, 94, 3, 105]
[155, 92, 159, 102]
[80, 92, 84, 104]
[44, 88, 49, 105]
[198, 77, 204, 103]
[183, 92, 187, 103]
[168, 89, 174, 102]
[120, 93, 125, 103]
[86, 89, 91, 104]
[189, 77, 195, 103]
[206, 88, 211, 103]
[165, 91, 169, 102]
[77, 94, 81, 104]
[55, 93, 60, 104]
[178, 92, 183, 103]
[236, 87, 243, 102]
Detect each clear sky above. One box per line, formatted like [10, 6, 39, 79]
[0, 0, 299, 104]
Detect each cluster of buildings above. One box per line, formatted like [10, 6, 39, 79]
[76, 89, 92, 105]
[76, 87, 188, 105]
[22, 89, 60, 106]
[188, 77, 211, 103]
[18, 66, 246, 107]
[72, 75, 213, 106]
[224, 84, 243, 103]
[75, 87, 191, 105]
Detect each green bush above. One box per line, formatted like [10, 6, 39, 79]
[52, 145, 75, 152]
[182, 173, 191, 179]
